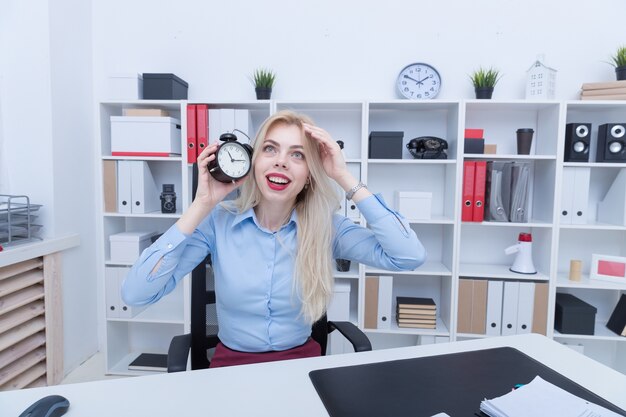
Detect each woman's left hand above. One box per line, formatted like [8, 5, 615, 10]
[303, 123, 348, 182]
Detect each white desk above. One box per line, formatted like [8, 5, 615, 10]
[1, 334, 624, 416]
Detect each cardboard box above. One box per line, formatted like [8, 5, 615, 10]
[107, 73, 143, 100]
[142, 73, 188, 99]
[484, 144, 497, 154]
[111, 116, 182, 156]
[396, 191, 432, 220]
[554, 293, 597, 335]
[464, 128, 484, 139]
[109, 231, 155, 263]
[369, 131, 403, 159]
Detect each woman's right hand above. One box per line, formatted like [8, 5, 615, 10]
[194, 143, 244, 207]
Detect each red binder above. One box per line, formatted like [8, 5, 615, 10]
[473, 161, 487, 222]
[196, 104, 208, 157]
[186, 104, 197, 163]
[462, 161, 476, 222]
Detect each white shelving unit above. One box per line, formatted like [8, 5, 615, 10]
[96, 99, 626, 375]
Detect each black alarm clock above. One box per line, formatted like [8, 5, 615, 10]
[207, 133, 253, 183]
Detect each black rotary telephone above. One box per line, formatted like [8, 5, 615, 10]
[406, 136, 448, 159]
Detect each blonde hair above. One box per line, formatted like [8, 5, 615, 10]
[234, 110, 340, 324]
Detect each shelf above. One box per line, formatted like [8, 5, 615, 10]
[102, 156, 183, 162]
[365, 317, 450, 336]
[464, 99, 561, 111]
[462, 220, 553, 228]
[107, 300, 185, 324]
[553, 322, 626, 341]
[563, 162, 626, 168]
[459, 263, 549, 281]
[407, 216, 454, 225]
[367, 159, 456, 165]
[556, 273, 626, 290]
[366, 261, 452, 277]
[559, 222, 626, 231]
[103, 212, 181, 219]
[463, 154, 556, 161]
[108, 352, 167, 376]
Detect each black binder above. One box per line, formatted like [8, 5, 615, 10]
[309, 347, 625, 417]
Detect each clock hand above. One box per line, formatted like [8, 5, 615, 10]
[232, 159, 246, 162]
[417, 76, 430, 85]
[227, 150, 235, 162]
[403, 74, 421, 84]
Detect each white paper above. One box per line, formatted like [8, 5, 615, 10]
[480, 376, 622, 417]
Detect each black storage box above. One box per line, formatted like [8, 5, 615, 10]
[142, 73, 188, 99]
[554, 293, 597, 335]
[464, 138, 485, 154]
[369, 131, 403, 159]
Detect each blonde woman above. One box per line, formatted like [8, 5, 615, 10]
[122, 110, 426, 367]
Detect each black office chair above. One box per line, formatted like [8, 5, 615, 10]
[167, 165, 371, 372]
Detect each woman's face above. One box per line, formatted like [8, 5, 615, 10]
[254, 123, 310, 207]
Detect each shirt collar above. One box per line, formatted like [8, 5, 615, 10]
[231, 206, 298, 231]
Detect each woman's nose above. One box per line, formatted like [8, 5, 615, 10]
[273, 153, 287, 168]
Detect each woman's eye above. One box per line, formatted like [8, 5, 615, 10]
[263, 144, 276, 153]
[292, 151, 304, 160]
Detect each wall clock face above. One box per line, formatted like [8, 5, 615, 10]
[397, 63, 442, 99]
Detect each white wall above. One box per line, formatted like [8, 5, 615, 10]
[1, 0, 98, 376]
[93, 0, 626, 101]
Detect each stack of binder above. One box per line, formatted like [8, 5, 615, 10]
[484, 161, 531, 223]
[396, 297, 436, 329]
[580, 80, 626, 100]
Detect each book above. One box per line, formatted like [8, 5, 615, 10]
[396, 296, 436, 309]
[397, 322, 436, 329]
[397, 307, 437, 314]
[397, 313, 437, 320]
[581, 80, 626, 90]
[581, 87, 626, 96]
[581, 94, 626, 100]
[606, 294, 626, 336]
[397, 318, 436, 325]
[128, 353, 168, 372]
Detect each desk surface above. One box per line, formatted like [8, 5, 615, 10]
[1, 334, 624, 416]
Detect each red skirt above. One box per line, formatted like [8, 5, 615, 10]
[209, 338, 321, 368]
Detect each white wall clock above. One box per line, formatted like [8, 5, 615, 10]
[397, 63, 442, 99]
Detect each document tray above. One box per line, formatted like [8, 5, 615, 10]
[308, 347, 625, 417]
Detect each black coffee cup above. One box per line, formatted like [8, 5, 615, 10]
[516, 128, 534, 155]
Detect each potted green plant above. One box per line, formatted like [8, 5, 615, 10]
[252, 68, 276, 100]
[470, 67, 502, 99]
[609, 45, 626, 81]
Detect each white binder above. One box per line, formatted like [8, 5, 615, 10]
[326, 281, 351, 355]
[377, 275, 393, 329]
[116, 266, 146, 319]
[208, 109, 221, 145]
[346, 164, 361, 219]
[105, 267, 120, 318]
[219, 108, 235, 136]
[571, 168, 590, 225]
[501, 281, 519, 336]
[117, 160, 132, 214]
[130, 161, 160, 214]
[516, 281, 535, 334]
[560, 167, 575, 224]
[485, 280, 504, 336]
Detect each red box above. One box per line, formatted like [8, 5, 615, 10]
[464, 128, 484, 139]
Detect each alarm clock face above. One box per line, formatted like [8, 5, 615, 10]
[397, 63, 442, 99]
[214, 141, 252, 181]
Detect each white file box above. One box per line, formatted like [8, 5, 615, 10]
[111, 116, 181, 156]
[107, 73, 143, 100]
[396, 191, 432, 220]
[109, 231, 155, 264]
[327, 281, 352, 355]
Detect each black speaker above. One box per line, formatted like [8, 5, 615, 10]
[596, 123, 626, 162]
[564, 123, 591, 162]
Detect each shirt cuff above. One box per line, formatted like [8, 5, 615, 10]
[152, 223, 189, 253]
